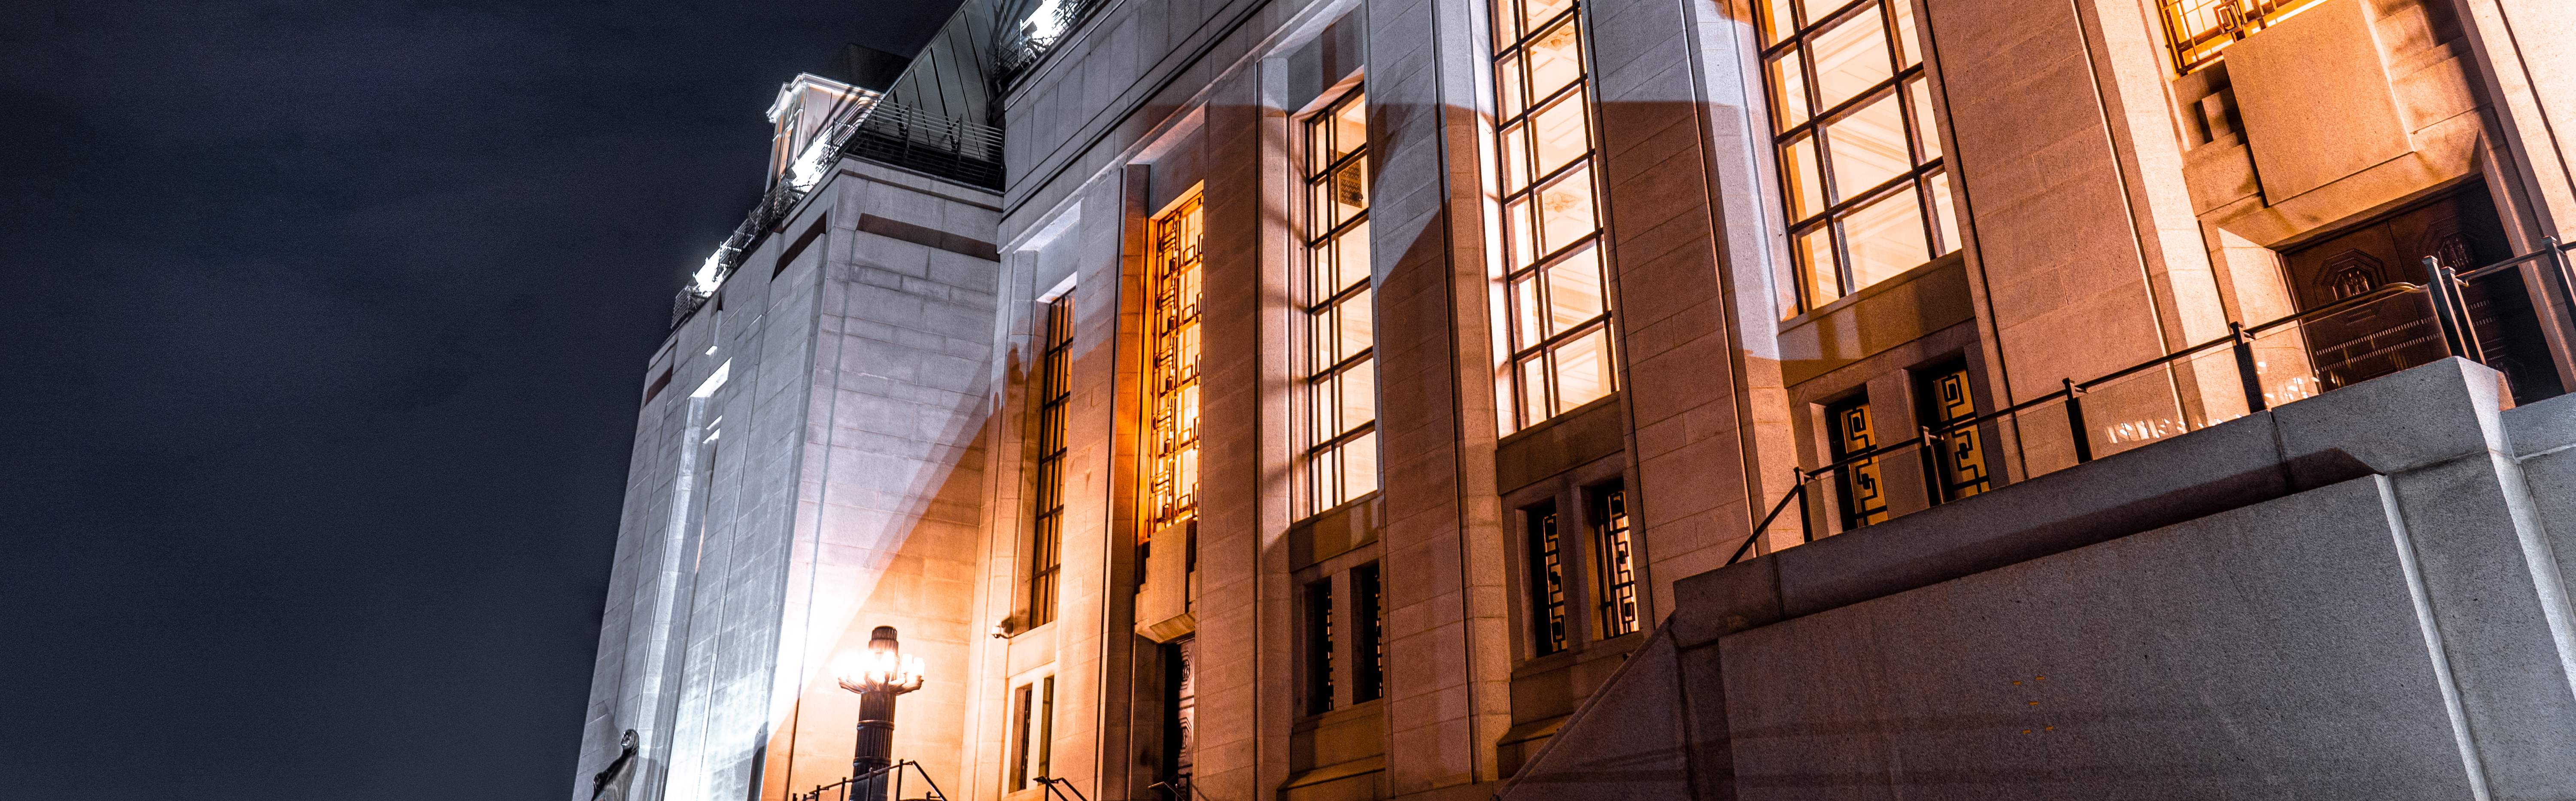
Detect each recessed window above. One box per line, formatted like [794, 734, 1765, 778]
[1592, 487, 1638, 638]
[1758, 0, 1960, 318]
[1146, 193, 1204, 578]
[1008, 675, 1055, 790]
[1302, 89, 1380, 513]
[2155, 0, 2330, 73]
[1306, 579, 1336, 714]
[1826, 396, 1889, 528]
[1916, 361, 1990, 502]
[1489, 0, 1617, 432]
[1353, 564, 1385, 703]
[1028, 295, 1075, 628]
[1527, 503, 1569, 655]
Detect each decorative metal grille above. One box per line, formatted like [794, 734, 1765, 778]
[2156, 0, 2328, 73]
[1594, 489, 1639, 637]
[1529, 507, 1569, 655]
[1146, 195, 1205, 534]
[1488, 0, 1617, 432]
[1920, 364, 1990, 501]
[1829, 399, 1889, 528]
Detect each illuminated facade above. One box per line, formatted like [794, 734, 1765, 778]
[577, 0, 2576, 798]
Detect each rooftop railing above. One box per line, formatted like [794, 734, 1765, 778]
[1729, 237, 2576, 564]
[671, 100, 1004, 328]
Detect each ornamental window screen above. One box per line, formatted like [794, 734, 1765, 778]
[1354, 564, 1385, 703]
[1306, 580, 1336, 714]
[1147, 194, 1205, 538]
[1528, 504, 1569, 655]
[1490, 0, 1617, 432]
[1916, 361, 1990, 502]
[1027, 295, 1075, 628]
[1593, 488, 1638, 638]
[1303, 90, 1380, 513]
[1756, 0, 1961, 318]
[2155, 0, 2327, 74]
[1827, 397, 1889, 528]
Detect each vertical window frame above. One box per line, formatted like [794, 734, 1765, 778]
[1145, 192, 1206, 575]
[1527, 503, 1570, 656]
[1488, 0, 1619, 433]
[1028, 294, 1075, 628]
[1300, 88, 1380, 515]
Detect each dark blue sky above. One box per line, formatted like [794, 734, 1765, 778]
[0, 2, 950, 798]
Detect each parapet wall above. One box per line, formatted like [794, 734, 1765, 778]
[1503, 357, 2576, 800]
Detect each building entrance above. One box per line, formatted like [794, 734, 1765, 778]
[2280, 183, 2558, 401]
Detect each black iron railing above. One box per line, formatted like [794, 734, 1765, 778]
[1728, 237, 2576, 564]
[796, 760, 949, 801]
[992, 0, 1109, 91]
[1034, 776, 1092, 801]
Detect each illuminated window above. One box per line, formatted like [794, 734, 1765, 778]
[1303, 90, 1380, 513]
[1527, 504, 1569, 655]
[2156, 0, 2327, 73]
[1490, 0, 1616, 432]
[1826, 397, 1889, 528]
[1758, 0, 1960, 318]
[1592, 487, 1638, 638]
[1916, 361, 1989, 502]
[1146, 194, 1204, 559]
[1027, 295, 1075, 628]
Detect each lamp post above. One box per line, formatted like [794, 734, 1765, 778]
[837, 625, 926, 801]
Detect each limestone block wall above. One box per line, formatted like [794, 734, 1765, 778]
[573, 158, 1002, 801]
[1501, 357, 2576, 799]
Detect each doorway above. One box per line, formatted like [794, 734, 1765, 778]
[2280, 182, 2558, 402]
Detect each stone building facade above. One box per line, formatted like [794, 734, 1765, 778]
[573, 0, 2576, 798]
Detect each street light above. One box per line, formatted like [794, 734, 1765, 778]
[837, 626, 927, 801]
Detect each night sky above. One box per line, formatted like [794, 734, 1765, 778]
[0, 3, 951, 798]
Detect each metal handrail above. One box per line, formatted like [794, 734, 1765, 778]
[1033, 777, 1091, 801]
[796, 760, 950, 801]
[1724, 237, 2576, 566]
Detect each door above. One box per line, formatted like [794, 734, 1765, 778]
[2280, 183, 2555, 400]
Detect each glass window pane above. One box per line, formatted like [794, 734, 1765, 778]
[1825, 93, 1908, 200]
[1337, 288, 1374, 364]
[1770, 52, 1810, 129]
[1799, 227, 1841, 308]
[1536, 163, 1596, 256]
[1784, 136, 1824, 221]
[1333, 221, 1371, 291]
[1505, 195, 1536, 268]
[1340, 359, 1376, 433]
[1929, 170, 1960, 255]
[1498, 55, 1526, 121]
[1315, 373, 1342, 439]
[1519, 360, 1550, 425]
[1552, 329, 1615, 410]
[1802, 0, 1852, 25]
[1512, 274, 1544, 350]
[1844, 186, 1930, 288]
[1810, 7, 1891, 112]
[1503, 123, 1532, 191]
[1521, 0, 1574, 35]
[1328, 158, 1369, 224]
[1763, 0, 1798, 42]
[1907, 78, 1940, 163]
[1526, 20, 1584, 101]
[1334, 97, 1367, 158]
[1531, 88, 1590, 178]
[1543, 245, 1606, 334]
[1342, 430, 1379, 499]
[1889, 0, 1921, 67]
